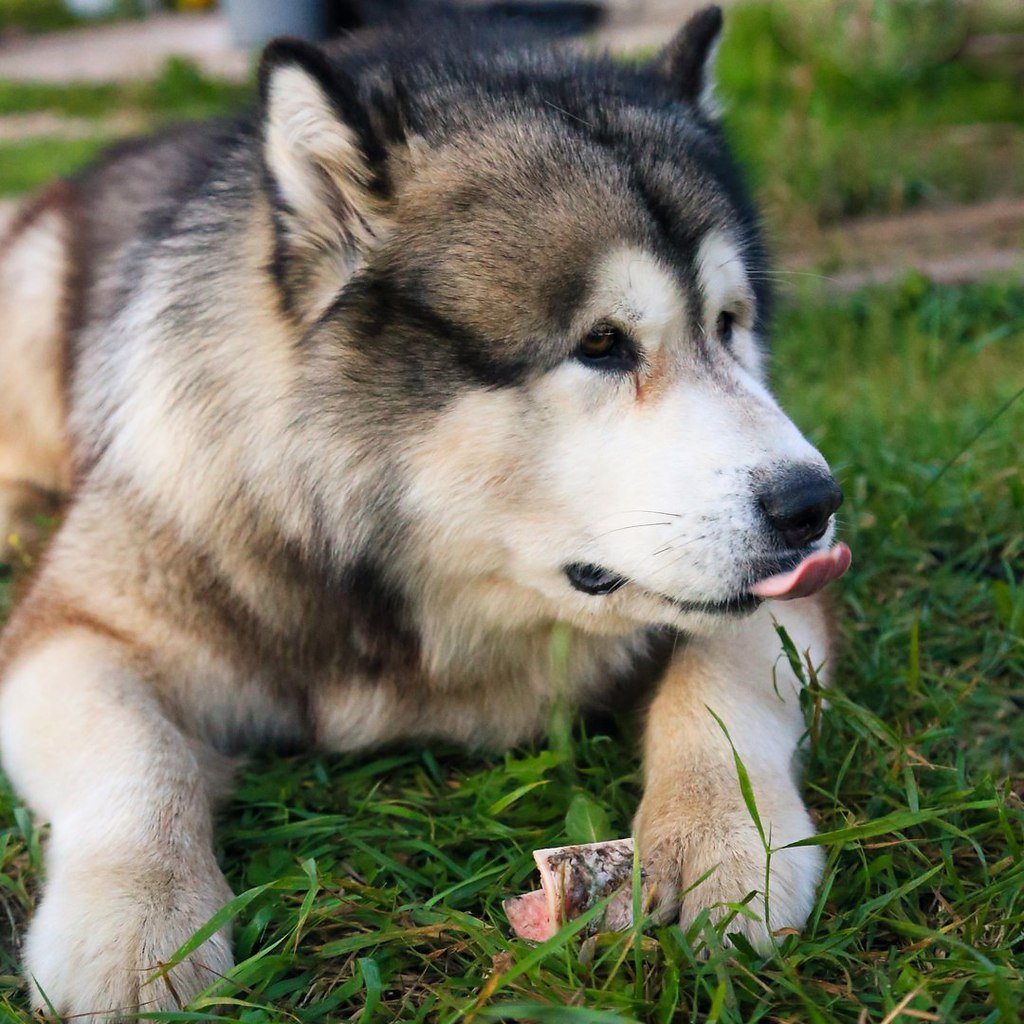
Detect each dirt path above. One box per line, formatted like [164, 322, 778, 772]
[0, 110, 146, 142]
[785, 197, 1024, 291]
[0, 12, 250, 83]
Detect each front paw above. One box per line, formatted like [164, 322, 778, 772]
[634, 795, 824, 951]
[24, 853, 234, 1019]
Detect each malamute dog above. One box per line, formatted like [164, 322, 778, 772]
[0, 6, 850, 1015]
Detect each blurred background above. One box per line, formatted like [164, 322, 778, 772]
[0, 0, 1022, 283]
[1, 4, 1023, 1021]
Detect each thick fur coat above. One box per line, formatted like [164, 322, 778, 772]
[0, 7, 843, 1015]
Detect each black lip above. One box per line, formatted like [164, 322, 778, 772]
[663, 591, 762, 617]
[564, 562, 629, 596]
[746, 546, 821, 589]
[565, 562, 761, 616]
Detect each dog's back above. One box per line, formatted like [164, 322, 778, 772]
[0, 180, 74, 551]
[0, 115, 257, 554]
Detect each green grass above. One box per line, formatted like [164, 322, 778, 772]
[0, 58, 249, 120]
[0, 58, 250, 196]
[0, 0, 146, 35]
[0, 0, 80, 35]
[0, 277, 1021, 1021]
[715, 2, 1024, 227]
[0, 135, 113, 194]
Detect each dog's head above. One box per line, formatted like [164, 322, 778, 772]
[258, 7, 847, 641]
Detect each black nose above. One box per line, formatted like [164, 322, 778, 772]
[758, 467, 843, 549]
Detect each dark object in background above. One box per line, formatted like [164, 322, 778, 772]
[328, 0, 605, 38]
[225, 0, 604, 49]
[224, 0, 329, 46]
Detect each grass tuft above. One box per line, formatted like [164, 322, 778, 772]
[717, 3, 1024, 228]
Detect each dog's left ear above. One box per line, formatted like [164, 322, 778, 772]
[659, 5, 724, 118]
[258, 38, 394, 322]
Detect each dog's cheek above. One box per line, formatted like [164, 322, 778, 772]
[400, 388, 554, 570]
[534, 377, 738, 575]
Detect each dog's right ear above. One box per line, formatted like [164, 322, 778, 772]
[659, 5, 724, 119]
[258, 39, 390, 322]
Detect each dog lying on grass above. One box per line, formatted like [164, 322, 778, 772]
[0, 5, 849, 1015]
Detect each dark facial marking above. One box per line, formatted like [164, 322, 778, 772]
[319, 270, 533, 390]
[717, 310, 735, 347]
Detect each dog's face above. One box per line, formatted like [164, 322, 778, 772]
[261, 12, 843, 639]
[381, 136, 837, 636]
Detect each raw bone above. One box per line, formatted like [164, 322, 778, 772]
[503, 838, 644, 941]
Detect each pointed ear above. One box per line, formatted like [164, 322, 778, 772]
[659, 5, 724, 117]
[258, 38, 390, 322]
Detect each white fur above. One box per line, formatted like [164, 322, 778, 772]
[696, 35, 724, 121]
[585, 248, 685, 355]
[635, 598, 829, 946]
[695, 230, 763, 376]
[0, 633, 234, 1016]
[265, 66, 371, 237]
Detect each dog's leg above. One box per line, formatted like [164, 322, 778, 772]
[634, 597, 829, 950]
[0, 628, 234, 1017]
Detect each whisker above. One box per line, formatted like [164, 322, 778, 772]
[588, 500, 742, 530]
[590, 508, 685, 522]
[542, 100, 593, 128]
[588, 521, 673, 542]
[745, 269, 836, 283]
[640, 534, 712, 582]
[628, 532, 709, 583]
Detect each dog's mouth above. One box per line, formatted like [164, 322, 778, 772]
[563, 563, 629, 596]
[564, 542, 852, 614]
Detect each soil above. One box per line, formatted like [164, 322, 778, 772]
[784, 197, 1024, 292]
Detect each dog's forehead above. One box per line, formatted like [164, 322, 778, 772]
[397, 123, 648, 246]
[387, 128, 635, 336]
[389, 119, 744, 338]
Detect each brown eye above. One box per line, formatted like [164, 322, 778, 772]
[575, 323, 638, 371]
[581, 325, 618, 358]
[717, 310, 736, 346]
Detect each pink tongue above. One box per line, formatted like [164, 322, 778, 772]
[750, 543, 851, 601]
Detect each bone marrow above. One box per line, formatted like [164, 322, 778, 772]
[504, 838, 644, 940]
